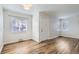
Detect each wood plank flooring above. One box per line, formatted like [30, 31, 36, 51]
[2, 37, 79, 54]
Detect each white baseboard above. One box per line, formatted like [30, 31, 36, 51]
[39, 36, 59, 42]
[60, 35, 79, 39]
[4, 39, 32, 45]
[0, 44, 4, 53]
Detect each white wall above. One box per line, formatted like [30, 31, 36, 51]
[3, 10, 32, 44]
[32, 11, 40, 42]
[0, 6, 3, 53]
[61, 15, 79, 39]
[49, 14, 59, 39]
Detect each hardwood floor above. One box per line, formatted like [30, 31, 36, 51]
[2, 37, 79, 54]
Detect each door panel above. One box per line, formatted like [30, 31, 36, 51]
[39, 14, 49, 41]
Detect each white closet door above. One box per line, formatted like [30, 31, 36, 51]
[39, 13, 49, 41]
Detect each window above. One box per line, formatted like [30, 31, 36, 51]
[11, 16, 27, 32]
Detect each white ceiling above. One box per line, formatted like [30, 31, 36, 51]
[2, 4, 79, 18]
[2, 4, 34, 15]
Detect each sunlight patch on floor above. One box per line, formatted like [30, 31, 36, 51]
[56, 39, 71, 53]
